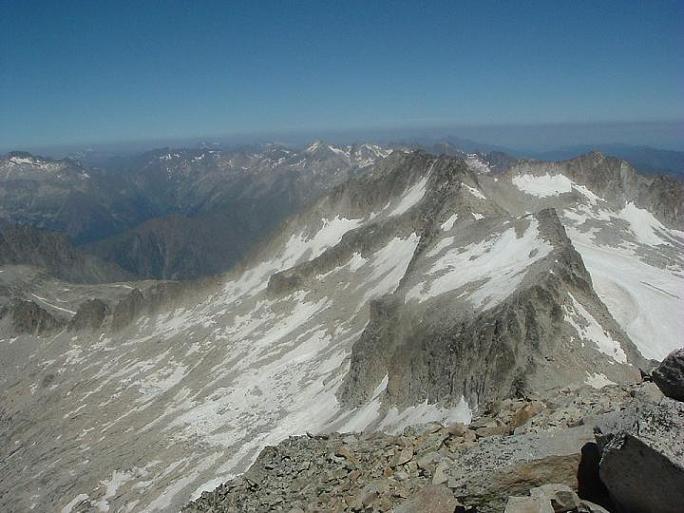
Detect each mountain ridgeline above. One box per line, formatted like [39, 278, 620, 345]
[0, 144, 393, 280]
[0, 146, 682, 513]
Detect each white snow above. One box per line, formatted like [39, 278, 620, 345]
[512, 173, 573, 197]
[347, 252, 367, 272]
[362, 234, 420, 302]
[30, 293, 76, 315]
[566, 227, 684, 360]
[462, 183, 486, 200]
[426, 236, 455, 258]
[9, 156, 35, 165]
[585, 372, 616, 389]
[378, 396, 472, 434]
[335, 375, 388, 432]
[465, 154, 491, 174]
[61, 494, 89, 513]
[619, 202, 670, 246]
[388, 164, 433, 217]
[440, 214, 458, 231]
[224, 215, 363, 298]
[407, 218, 552, 309]
[305, 141, 322, 153]
[564, 293, 627, 363]
[472, 213, 484, 220]
[95, 470, 134, 512]
[284, 215, 364, 264]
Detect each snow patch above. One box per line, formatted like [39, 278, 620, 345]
[407, 219, 552, 309]
[564, 294, 627, 363]
[512, 173, 573, 197]
[379, 396, 472, 434]
[462, 183, 486, 200]
[440, 214, 458, 231]
[388, 176, 429, 217]
[362, 234, 420, 302]
[619, 202, 670, 246]
[585, 372, 616, 389]
[61, 494, 89, 513]
[566, 227, 684, 360]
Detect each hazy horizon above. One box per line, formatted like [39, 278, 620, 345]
[2, 0, 682, 152]
[3, 120, 684, 159]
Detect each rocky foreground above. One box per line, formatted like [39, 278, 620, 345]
[184, 350, 684, 513]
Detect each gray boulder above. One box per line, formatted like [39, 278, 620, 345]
[530, 483, 581, 512]
[504, 495, 555, 513]
[444, 425, 596, 512]
[393, 484, 461, 513]
[652, 348, 684, 402]
[596, 398, 684, 513]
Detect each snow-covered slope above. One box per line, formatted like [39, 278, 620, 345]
[501, 156, 684, 360]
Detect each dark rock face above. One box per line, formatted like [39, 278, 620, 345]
[0, 299, 63, 334]
[652, 348, 684, 402]
[69, 299, 108, 331]
[596, 398, 684, 513]
[0, 223, 131, 283]
[111, 289, 145, 330]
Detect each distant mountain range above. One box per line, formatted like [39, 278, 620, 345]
[528, 144, 684, 176]
[0, 140, 681, 284]
[0, 143, 394, 279]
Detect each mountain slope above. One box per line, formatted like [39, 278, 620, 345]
[83, 143, 393, 279]
[0, 223, 131, 284]
[0, 152, 153, 244]
[496, 152, 684, 359]
[0, 151, 679, 513]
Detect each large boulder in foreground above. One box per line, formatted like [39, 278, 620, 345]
[444, 425, 596, 512]
[652, 348, 684, 402]
[596, 398, 684, 513]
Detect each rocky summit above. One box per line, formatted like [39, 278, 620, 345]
[183, 381, 682, 513]
[0, 148, 683, 513]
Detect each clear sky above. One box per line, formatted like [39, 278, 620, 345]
[1, 0, 683, 149]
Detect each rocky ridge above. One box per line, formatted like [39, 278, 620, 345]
[184, 380, 682, 513]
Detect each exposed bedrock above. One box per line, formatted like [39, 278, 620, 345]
[651, 347, 684, 402]
[68, 298, 108, 331]
[339, 208, 645, 410]
[0, 299, 64, 334]
[595, 397, 684, 513]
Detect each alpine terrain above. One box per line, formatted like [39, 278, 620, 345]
[0, 148, 682, 513]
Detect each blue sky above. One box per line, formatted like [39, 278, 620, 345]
[1, 0, 683, 149]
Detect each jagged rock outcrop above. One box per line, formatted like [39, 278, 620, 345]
[505, 484, 610, 513]
[595, 397, 684, 513]
[509, 151, 684, 228]
[184, 382, 663, 513]
[69, 299, 109, 331]
[111, 288, 145, 330]
[340, 208, 644, 409]
[108, 282, 189, 330]
[0, 299, 63, 334]
[652, 347, 684, 402]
